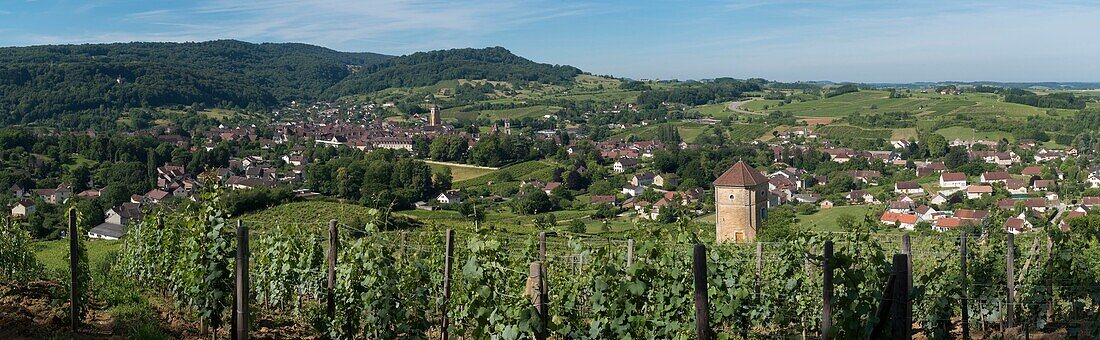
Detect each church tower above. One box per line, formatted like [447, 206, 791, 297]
[428, 106, 442, 126]
[713, 161, 769, 242]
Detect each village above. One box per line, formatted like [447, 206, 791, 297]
[8, 96, 1099, 241]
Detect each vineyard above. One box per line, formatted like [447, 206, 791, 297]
[4, 191, 1100, 339]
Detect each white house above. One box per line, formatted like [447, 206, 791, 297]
[11, 200, 35, 217]
[436, 192, 464, 205]
[966, 185, 993, 199]
[613, 158, 639, 174]
[939, 172, 967, 188]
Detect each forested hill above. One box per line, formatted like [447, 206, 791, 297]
[323, 46, 582, 97]
[0, 41, 581, 126]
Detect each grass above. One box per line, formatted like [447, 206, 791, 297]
[454, 160, 559, 189]
[796, 205, 876, 232]
[427, 162, 497, 181]
[33, 239, 121, 272]
[692, 102, 732, 118]
[608, 121, 710, 143]
[816, 124, 893, 140]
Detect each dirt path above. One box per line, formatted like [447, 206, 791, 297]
[727, 99, 764, 115]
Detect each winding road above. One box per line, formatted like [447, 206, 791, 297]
[727, 99, 763, 115]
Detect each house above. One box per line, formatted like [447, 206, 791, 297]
[541, 182, 562, 194]
[849, 170, 883, 184]
[436, 191, 464, 205]
[613, 158, 639, 174]
[631, 172, 656, 187]
[955, 209, 989, 226]
[649, 198, 673, 220]
[888, 200, 915, 213]
[915, 205, 939, 222]
[654, 173, 679, 188]
[144, 189, 170, 204]
[917, 162, 948, 176]
[933, 217, 963, 232]
[89, 203, 143, 240]
[11, 200, 35, 217]
[894, 181, 924, 195]
[966, 185, 993, 199]
[819, 200, 835, 209]
[10, 184, 26, 199]
[621, 186, 644, 197]
[1021, 166, 1044, 177]
[930, 192, 951, 205]
[939, 172, 968, 188]
[847, 190, 875, 204]
[1032, 179, 1056, 192]
[1005, 179, 1029, 195]
[1083, 196, 1100, 209]
[881, 211, 919, 230]
[980, 171, 1012, 184]
[1004, 217, 1033, 234]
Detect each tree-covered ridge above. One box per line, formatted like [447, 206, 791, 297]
[325, 47, 582, 96]
[0, 40, 392, 125]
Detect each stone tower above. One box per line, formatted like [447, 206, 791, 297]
[713, 161, 769, 242]
[428, 106, 442, 126]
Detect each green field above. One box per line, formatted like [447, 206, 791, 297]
[796, 205, 876, 231]
[816, 124, 893, 140]
[934, 126, 1015, 142]
[454, 160, 559, 188]
[608, 121, 710, 143]
[34, 239, 121, 272]
[692, 102, 732, 118]
[427, 162, 497, 181]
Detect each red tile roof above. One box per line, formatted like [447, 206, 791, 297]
[713, 161, 768, 187]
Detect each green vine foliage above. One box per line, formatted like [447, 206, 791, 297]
[113, 191, 1100, 338]
[121, 183, 234, 333]
[0, 218, 40, 281]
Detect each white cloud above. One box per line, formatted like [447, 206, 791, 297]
[113, 0, 594, 53]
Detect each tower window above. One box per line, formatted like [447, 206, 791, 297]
[728, 194, 736, 200]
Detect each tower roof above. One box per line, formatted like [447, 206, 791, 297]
[713, 161, 768, 187]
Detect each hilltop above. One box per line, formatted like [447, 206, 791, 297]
[0, 41, 582, 126]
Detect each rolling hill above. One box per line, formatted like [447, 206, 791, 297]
[0, 41, 583, 126]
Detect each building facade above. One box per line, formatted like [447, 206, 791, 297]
[714, 161, 769, 242]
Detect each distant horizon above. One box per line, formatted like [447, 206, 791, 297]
[1, 0, 1098, 83]
[4, 38, 1100, 86]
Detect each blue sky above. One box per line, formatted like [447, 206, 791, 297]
[2, 0, 1099, 82]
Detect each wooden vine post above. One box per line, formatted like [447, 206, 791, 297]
[891, 253, 911, 340]
[68, 207, 80, 333]
[626, 239, 634, 267]
[529, 262, 549, 340]
[1005, 233, 1015, 328]
[234, 220, 250, 340]
[326, 220, 338, 321]
[822, 240, 834, 340]
[901, 234, 913, 339]
[441, 229, 454, 340]
[960, 233, 970, 339]
[692, 243, 710, 340]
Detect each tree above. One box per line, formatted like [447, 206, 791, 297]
[533, 213, 557, 230]
[511, 186, 554, 214]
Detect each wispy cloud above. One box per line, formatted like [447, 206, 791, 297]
[109, 0, 595, 53]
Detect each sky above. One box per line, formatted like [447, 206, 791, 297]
[2, 0, 1099, 82]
